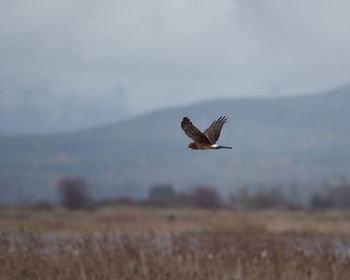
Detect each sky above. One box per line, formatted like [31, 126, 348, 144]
[1, 0, 350, 134]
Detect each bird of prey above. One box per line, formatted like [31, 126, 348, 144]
[181, 116, 233, 150]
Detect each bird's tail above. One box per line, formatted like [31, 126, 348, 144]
[216, 145, 233, 149]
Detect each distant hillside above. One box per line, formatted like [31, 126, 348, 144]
[1, 85, 350, 204]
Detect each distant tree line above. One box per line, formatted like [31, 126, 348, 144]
[147, 184, 222, 209]
[228, 186, 299, 210]
[55, 179, 224, 210]
[33, 175, 350, 211]
[310, 178, 350, 209]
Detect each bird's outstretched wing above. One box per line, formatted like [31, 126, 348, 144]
[181, 117, 211, 144]
[203, 116, 228, 144]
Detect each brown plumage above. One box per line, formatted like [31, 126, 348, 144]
[181, 116, 233, 150]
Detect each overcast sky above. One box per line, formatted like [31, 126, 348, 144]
[1, 0, 350, 134]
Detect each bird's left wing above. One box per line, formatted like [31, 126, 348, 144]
[181, 117, 211, 144]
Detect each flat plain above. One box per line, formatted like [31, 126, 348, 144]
[1, 206, 350, 279]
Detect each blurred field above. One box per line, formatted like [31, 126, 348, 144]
[1, 206, 350, 235]
[1, 206, 350, 279]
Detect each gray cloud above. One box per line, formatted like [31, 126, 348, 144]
[1, 0, 350, 134]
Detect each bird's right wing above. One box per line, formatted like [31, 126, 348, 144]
[181, 117, 211, 144]
[203, 116, 228, 144]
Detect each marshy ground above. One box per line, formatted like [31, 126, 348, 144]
[1, 206, 350, 279]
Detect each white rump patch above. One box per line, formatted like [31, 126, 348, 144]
[211, 144, 218, 148]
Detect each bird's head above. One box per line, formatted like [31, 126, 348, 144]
[188, 142, 198, 150]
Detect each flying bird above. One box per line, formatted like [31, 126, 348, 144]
[181, 116, 233, 150]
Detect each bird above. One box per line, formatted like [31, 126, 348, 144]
[181, 116, 233, 150]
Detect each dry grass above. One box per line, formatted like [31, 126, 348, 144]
[1, 206, 350, 235]
[1, 232, 350, 280]
[1, 207, 350, 279]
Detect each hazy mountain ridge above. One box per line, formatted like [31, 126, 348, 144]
[1, 86, 350, 204]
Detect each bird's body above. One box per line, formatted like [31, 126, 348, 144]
[181, 116, 233, 150]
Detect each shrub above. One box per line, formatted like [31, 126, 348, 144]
[148, 185, 176, 205]
[57, 177, 92, 209]
[190, 186, 222, 209]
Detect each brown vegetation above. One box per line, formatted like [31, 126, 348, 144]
[1, 231, 350, 280]
[1, 207, 350, 279]
[1, 206, 350, 236]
